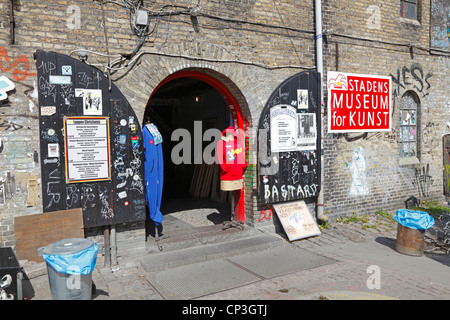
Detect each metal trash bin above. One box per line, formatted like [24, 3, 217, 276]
[394, 209, 435, 257]
[395, 224, 425, 256]
[38, 238, 98, 300]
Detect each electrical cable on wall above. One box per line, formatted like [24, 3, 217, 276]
[100, 0, 112, 91]
[102, 0, 450, 57]
[72, 0, 317, 75]
[69, 47, 316, 74]
[124, 0, 151, 57]
[80, 0, 450, 78]
[96, 0, 316, 61]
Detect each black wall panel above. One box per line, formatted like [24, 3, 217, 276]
[36, 50, 145, 228]
[258, 71, 321, 204]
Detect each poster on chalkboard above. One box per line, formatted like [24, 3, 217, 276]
[270, 104, 297, 153]
[297, 89, 308, 109]
[75, 88, 103, 115]
[272, 200, 321, 241]
[297, 113, 317, 151]
[64, 116, 111, 183]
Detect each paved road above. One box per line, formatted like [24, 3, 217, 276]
[27, 214, 450, 302]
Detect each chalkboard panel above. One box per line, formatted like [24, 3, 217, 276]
[258, 71, 321, 204]
[36, 50, 145, 228]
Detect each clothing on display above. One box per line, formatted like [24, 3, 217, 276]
[143, 123, 164, 225]
[216, 126, 247, 191]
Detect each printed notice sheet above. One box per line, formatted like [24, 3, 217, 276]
[64, 117, 111, 183]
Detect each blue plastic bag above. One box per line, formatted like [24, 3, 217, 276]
[43, 243, 99, 275]
[394, 209, 435, 230]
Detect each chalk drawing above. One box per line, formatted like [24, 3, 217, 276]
[348, 146, 369, 196]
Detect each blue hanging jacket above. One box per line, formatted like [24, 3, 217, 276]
[143, 124, 164, 225]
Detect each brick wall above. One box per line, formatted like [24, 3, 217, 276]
[321, 0, 450, 219]
[0, 0, 449, 247]
[0, 0, 316, 246]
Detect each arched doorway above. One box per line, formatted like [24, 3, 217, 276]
[143, 70, 248, 230]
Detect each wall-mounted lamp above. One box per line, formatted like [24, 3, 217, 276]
[190, 6, 201, 33]
[323, 28, 333, 36]
[322, 28, 333, 44]
[190, 6, 201, 17]
[78, 49, 88, 62]
[195, 94, 200, 103]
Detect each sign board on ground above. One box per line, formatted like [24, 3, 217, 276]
[272, 200, 321, 241]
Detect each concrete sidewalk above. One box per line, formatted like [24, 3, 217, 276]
[25, 214, 450, 300]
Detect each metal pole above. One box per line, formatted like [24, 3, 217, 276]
[16, 272, 22, 300]
[110, 224, 117, 265]
[315, 0, 323, 82]
[315, 0, 327, 222]
[104, 226, 111, 267]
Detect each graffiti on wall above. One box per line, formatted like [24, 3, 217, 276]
[0, 170, 39, 207]
[382, 155, 416, 204]
[412, 163, 434, 198]
[389, 63, 433, 99]
[258, 204, 272, 223]
[0, 47, 36, 82]
[0, 120, 24, 131]
[0, 76, 15, 101]
[338, 143, 436, 202]
[346, 147, 369, 196]
[0, 172, 16, 205]
[437, 56, 450, 114]
[422, 122, 439, 153]
[0, 46, 40, 207]
[431, 0, 450, 51]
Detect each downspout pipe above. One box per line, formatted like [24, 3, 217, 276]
[315, 0, 327, 222]
[315, 0, 323, 84]
[9, 0, 15, 45]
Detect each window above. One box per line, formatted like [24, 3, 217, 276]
[400, 0, 418, 20]
[399, 91, 419, 158]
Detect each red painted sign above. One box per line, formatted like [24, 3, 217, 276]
[327, 72, 392, 133]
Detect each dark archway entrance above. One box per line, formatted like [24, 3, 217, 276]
[144, 70, 247, 231]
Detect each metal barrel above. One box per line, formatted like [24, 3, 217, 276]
[395, 223, 425, 256]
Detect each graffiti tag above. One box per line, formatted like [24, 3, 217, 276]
[0, 47, 36, 82]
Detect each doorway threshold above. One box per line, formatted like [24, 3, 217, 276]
[146, 197, 240, 252]
[146, 223, 255, 254]
[160, 197, 232, 232]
